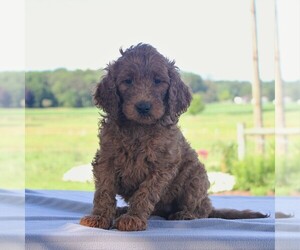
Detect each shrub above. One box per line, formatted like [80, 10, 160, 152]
[231, 147, 275, 195]
[212, 142, 237, 173]
[188, 94, 205, 115]
[212, 142, 275, 195]
[276, 148, 300, 195]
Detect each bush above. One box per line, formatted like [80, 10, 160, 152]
[276, 148, 300, 195]
[232, 154, 275, 195]
[213, 142, 275, 195]
[212, 142, 237, 173]
[188, 94, 205, 115]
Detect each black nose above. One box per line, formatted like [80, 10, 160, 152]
[135, 101, 152, 115]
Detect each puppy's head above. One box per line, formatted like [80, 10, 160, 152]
[94, 43, 192, 125]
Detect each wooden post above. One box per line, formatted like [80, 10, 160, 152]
[237, 123, 246, 160]
[274, 0, 287, 155]
[250, 0, 264, 154]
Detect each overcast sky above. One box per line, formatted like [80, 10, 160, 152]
[0, 0, 299, 81]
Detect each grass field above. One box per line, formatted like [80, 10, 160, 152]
[0, 109, 24, 189]
[1, 102, 299, 191]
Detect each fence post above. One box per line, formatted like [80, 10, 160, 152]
[237, 123, 246, 160]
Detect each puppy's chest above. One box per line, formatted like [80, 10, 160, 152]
[112, 137, 157, 196]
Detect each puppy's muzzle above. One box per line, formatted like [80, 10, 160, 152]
[135, 101, 152, 115]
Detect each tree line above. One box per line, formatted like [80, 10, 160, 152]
[0, 68, 298, 108]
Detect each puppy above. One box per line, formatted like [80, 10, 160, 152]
[80, 43, 267, 231]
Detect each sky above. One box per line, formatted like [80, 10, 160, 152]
[0, 0, 299, 82]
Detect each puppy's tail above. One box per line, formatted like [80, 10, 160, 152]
[209, 208, 269, 219]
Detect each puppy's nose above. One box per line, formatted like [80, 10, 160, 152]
[135, 101, 152, 115]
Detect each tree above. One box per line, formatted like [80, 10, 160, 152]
[188, 94, 205, 115]
[262, 81, 275, 101]
[251, 0, 264, 153]
[181, 72, 207, 93]
[26, 72, 57, 107]
[50, 69, 96, 107]
[0, 72, 24, 107]
[0, 87, 12, 107]
[218, 89, 231, 101]
[275, 0, 286, 154]
[25, 88, 35, 107]
[203, 81, 218, 103]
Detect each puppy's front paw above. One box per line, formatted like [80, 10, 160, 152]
[80, 215, 112, 229]
[114, 214, 147, 231]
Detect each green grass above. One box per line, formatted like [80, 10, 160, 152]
[2, 102, 299, 191]
[25, 108, 99, 190]
[0, 109, 25, 189]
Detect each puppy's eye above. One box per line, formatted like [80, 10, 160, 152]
[154, 78, 161, 84]
[124, 79, 133, 85]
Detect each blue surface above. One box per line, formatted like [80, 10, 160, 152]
[1, 189, 300, 250]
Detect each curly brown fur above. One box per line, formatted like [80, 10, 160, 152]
[80, 43, 268, 231]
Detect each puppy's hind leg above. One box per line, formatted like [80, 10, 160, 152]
[168, 168, 213, 220]
[168, 196, 212, 220]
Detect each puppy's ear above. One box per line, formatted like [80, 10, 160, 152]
[94, 67, 119, 118]
[167, 61, 192, 121]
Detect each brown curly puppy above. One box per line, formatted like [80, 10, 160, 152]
[80, 44, 267, 231]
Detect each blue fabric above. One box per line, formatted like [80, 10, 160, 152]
[1, 189, 300, 250]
